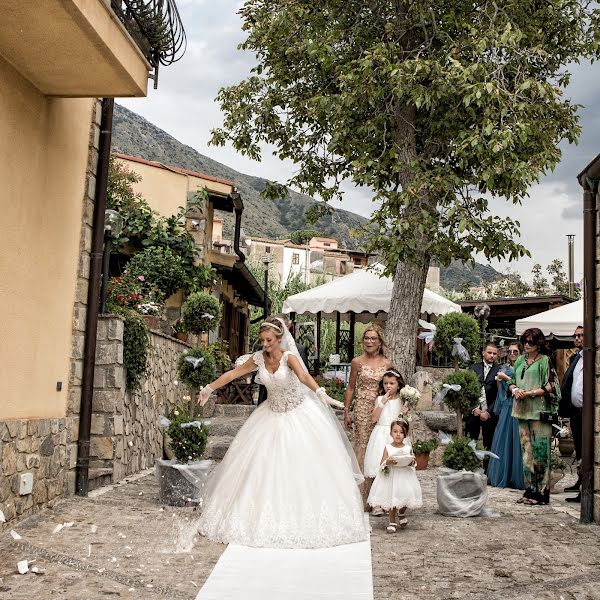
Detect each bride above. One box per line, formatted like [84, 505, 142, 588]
[196, 316, 368, 549]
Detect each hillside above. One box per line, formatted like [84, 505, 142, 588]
[111, 104, 502, 287]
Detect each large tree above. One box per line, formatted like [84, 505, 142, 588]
[211, 1, 599, 377]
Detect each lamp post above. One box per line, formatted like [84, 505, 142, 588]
[99, 209, 123, 314]
[262, 254, 270, 317]
[474, 303, 491, 351]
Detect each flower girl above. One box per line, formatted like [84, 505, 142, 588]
[368, 420, 423, 533]
[364, 369, 409, 514]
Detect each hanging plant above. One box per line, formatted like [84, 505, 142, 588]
[182, 292, 221, 334]
[122, 311, 150, 391]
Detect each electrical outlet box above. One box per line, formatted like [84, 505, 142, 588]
[19, 473, 33, 496]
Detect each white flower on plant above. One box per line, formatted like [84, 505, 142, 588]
[174, 410, 179, 416]
[137, 301, 161, 315]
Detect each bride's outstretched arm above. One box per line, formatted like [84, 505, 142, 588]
[197, 357, 257, 405]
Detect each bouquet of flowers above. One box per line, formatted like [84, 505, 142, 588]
[399, 385, 421, 408]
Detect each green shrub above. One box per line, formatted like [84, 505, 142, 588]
[122, 311, 149, 390]
[182, 292, 221, 334]
[413, 438, 439, 454]
[434, 312, 480, 365]
[177, 348, 217, 389]
[125, 246, 186, 301]
[166, 405, 209, 463]
[206, 340, 233, 374]
[441, 370, 482, 415]
[442, 437, 482, 471]
[190, 263, 218, 291]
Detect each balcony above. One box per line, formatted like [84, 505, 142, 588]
[0, 0, 185, 97]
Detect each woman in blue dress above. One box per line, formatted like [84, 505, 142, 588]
[488, 343, 525, 489]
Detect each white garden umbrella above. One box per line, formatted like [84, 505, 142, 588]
[515, 299, 582, 340]
[282, 266, 461, 322]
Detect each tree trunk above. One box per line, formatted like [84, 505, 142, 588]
[386, 255, 430, 383]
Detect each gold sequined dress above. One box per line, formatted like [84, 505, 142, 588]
[353, 363, 389, 505]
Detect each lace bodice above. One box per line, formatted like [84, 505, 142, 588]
[253, 351, 306, 413]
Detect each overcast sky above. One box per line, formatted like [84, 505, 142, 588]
[120, 0, 600, 283]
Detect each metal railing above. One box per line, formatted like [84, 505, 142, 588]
[110, 0, 186, 86]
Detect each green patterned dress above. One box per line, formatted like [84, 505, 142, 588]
[509, 354, 555, 503]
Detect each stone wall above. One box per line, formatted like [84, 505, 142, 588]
[89, 315, 190, 485]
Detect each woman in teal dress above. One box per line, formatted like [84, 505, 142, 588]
[487, 343, 524, 490]
[508, 328, 557, 505]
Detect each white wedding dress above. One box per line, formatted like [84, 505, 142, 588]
[198, 350, 368, 549]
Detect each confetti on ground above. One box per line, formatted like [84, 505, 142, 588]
[17, 560, 28, 575]
[10, 530, 22, 540]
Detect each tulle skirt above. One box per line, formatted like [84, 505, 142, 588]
[364, 425, 391, 478]
[198, 399, 368, 548]
[367, 466, 423, 510]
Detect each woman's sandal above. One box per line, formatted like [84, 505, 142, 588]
[386, 523, 397, 534]
[398, 517, 408, 529]
[372, 506, 384, 517]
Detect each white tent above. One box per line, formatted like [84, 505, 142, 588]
[515, 299, 583, 340]
[282, 267, 461, 321]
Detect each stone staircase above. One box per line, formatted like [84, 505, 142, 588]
[204, 404, 256, 460]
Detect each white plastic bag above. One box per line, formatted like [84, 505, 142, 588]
[436, 467, 488, 517]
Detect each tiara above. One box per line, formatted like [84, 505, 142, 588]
[261, 321, 283, 334]
[384, 369, 401, 378]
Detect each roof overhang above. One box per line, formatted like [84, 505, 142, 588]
[213, 261, 266, 308]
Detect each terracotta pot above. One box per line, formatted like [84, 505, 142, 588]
[175, 332, 189, 342]
[558, 437, 575, 457]
[414, 452, 430, 471]
[142, 315, 160, 330]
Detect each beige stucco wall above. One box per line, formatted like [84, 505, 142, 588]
[0, 55, 93, 420]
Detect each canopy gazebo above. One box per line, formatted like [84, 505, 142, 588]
[282, 266, 461, 372]
[515, 299, 582, 341]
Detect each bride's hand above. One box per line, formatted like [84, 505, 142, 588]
[316, 387, 344, 409]
[197, 384, 214, 406]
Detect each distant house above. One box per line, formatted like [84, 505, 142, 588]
[114, 154, 266, 359]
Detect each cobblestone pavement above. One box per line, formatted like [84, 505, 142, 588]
[1, 468, 598, 600]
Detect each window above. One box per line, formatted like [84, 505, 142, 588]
[323, 242, 331, 247]
[292, 253, 299, 264]
[265, 246, 271, 253]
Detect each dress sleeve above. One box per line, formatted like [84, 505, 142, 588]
[252, 351, 264, 369]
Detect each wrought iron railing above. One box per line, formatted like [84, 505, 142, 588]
[110, 0, 186, 87]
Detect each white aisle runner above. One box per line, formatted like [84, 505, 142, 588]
[195, 518, 373, 600]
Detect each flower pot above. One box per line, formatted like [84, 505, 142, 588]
[414, 452, 430, 471]
[175, 332, 189, 342]
[142, 315, 160, 330]
[156, 458, 213, 507]
[558, 437, 575, 457]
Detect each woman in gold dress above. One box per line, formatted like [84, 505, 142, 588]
[344, 323, 392, 507]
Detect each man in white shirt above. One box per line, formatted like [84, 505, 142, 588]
[559, 326, 584, 502]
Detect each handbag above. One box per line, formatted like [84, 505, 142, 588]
[539, 411, 559, 426]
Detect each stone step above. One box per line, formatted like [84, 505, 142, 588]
[205, 435, 235, 460]
[206, 416, 249, 437]
[213, 404, 256, 417]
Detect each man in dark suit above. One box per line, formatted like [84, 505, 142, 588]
[467, 342, 501, 451]
[559, 325, 584, 502]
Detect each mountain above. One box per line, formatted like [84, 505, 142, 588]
[111, 104, 368, 249]
[111, 104, 502, 288]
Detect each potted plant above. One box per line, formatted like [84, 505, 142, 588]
[173, 319, 189, 342]
[157, 404, 212, 506]
[412, 438, 439, 470]
[137, 299, 163, 330]
[437, 436, 488, 517]
[558, 434, 575, 457]
[440, 370, 481, 437]
[433, 312, 480, 369]
[182, 291, 222, 335]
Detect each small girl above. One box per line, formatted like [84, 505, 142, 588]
[368, 420, 423, 533]
[364, 369, 410, 516]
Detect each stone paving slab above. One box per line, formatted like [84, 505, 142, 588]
[1, 468, 598, 600]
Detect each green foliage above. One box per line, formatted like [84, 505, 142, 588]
[442, 437, 482, 472]
[206, 340, 233, 374]
[531, 263, 549, 296]
[210, 1, 599, 274]
[177, 348, 217, 389]
[441, 370, 482, 415]
[125, 246, 186, 301]
[121, 311, 150, 391]
[483, 269, 530, 298]
[315, 376, 346, 404]
[434, 313, 480, 364]
[106, 276, 143, 311]
[190, 263, 218, 291]
[182, 292, 221, 334]
[166, 404, 210, 463]
[412, 438, 439, 454]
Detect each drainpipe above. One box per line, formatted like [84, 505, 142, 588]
[230, 191, 245, 264]
[76, 98, 114, 497]
[580, 175, 597, 524]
